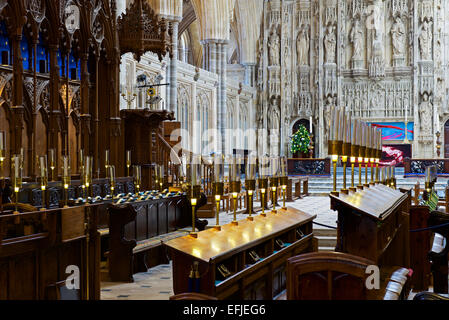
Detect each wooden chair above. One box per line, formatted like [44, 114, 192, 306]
[170, 293, 218, 300]
[286, 252, 410, 300]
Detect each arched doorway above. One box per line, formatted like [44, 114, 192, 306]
[292, 119, 315, 158]
[444, 120, 449, 158]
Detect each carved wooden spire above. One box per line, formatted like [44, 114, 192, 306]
[117, 0, 173, 61]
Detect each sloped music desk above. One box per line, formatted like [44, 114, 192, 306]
[330, 184, 410, 269]
[164, 207, 317, 300]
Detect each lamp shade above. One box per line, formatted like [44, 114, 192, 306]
[259, 156, 269, 179]
[213, 154, 224, 182]
[280, 156, 288, 177]
[246, 154, 257, 180]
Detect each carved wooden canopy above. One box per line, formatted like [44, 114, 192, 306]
[117, 0, 173, 61]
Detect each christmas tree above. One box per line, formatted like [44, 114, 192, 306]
[291, 125, 311, 154]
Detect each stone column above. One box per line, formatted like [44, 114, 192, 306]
[168, 19, 180, 116]
[219, 41, 228, 155]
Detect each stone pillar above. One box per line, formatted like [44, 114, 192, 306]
[219, 41, 228, 155]
[169, 19, 180, 116]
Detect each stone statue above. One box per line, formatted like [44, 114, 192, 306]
[268, 28, 280, 66]
[391, 16, 406, 56]
[297, 25, 309, 65]
[324, 96, 334, 140]
[419, 21, 432, 61]
[324, 25, 336, 63]
[349, 19, 363, 60]
[419, 93, 432, 135]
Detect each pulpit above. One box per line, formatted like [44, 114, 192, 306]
[120, 110, 175, 190]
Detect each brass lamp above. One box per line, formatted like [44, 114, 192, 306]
[357, 122, 366, 189]
[349, 119, 360, 192]
[190, 155, 202, 238]
[258, 156, 269, 217]
[39, 155, 48, 211]
[386, 166, 391, 187]
[363, 124, 370, 188]
[341, 114, 351, 194]
[369, 126, 376, 185]
[269, 156, 280, 213]
[159, 165, 165, 191]
[375, 129, 382, 184]
[279, 156, 288, 210]
[109, 165, 116, 199]
[213, 154, 224, 230]
[62, 155, 71, 208]
[245, 154, 257, 220]
[328, 106, 342, 196]
[126, 150, 132, 177]
[12, 155, 22, 214]
[391, 166, 396, 189]
[84, 156, 93, 199]
[49, 149, 56, 181]
[105, 149, 110, 173]
[230, 154, 242, 225]
[133, 165, 142, 195]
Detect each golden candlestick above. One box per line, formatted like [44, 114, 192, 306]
[271, 186, 277, 214]
[215, 195, 221, 231]
[281, 185, 287, 210]
[248, 190, 254, 221]
[231, 180, 241, 225]
[370, 157, 375, 185]
[270, 176, 279, 214]
[126, 150, 131, 177]
[260, 189, 266, 217]
[213, 182, 224, 230]
[190, 198, 198, 238]
[245, 179, 256, 220]
[49, 149, 55, 182]
[280, 176, 288, 210]
[329, 140, 342, 196]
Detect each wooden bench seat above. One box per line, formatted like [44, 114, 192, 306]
[107, 195, 201, 282]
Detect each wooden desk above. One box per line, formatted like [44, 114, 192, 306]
[164, 207, 317, 300]
[330, 184, 410, 269]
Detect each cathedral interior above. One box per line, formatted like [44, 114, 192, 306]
[0, 0, 449, 305]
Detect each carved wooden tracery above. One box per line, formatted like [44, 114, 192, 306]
[117, 0, 173, 61]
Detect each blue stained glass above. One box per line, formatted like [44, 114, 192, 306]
[0, 21, 11, 65]
[21, 34, 30, 70]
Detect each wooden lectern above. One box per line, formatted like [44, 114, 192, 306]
[120, 110, 175, 190]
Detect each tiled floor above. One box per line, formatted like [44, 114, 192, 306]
[101, 196, 336, 300]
